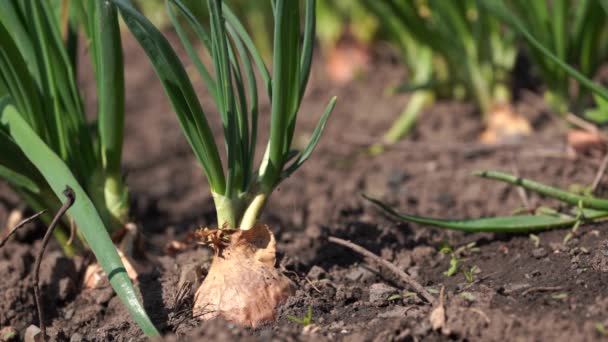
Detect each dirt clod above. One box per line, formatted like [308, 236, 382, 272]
[369, 283, 398, 306]
[531, 247, 548, 259]
[23, 325, 41, 342]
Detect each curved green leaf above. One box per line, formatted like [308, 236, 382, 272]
[0, 164, 40, 193]
[0, 103, 159, 336]
[282, 96, 337, 179]
[475, 170, 608, 210]
[363, 193, 608, 233]
[93, 0, 125, 177]
[113, 0, 225, 195]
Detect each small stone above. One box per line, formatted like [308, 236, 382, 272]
[305, 225, 322, 239]
[549, 242, 565, 252]
[345, 266, 375, 282]
[94, 287, 115, 305]
[531, 248, 548, 259]
[70, 333, 84, 342]
[336, 285, 363, 302]
[395, 251, 412, 269]
[407, 266, 420, 279]
[24, 325, 42, 342]
[436, 192, 455, 208]
[302, 324, 321, 335]
[387, 170, 410, 188]
[378, 306, 408, 318]
[307, 266, 326, 281]
[411, 246, 435, 264]
[63, 308, 74, 320]
[369, 283, 397, 305]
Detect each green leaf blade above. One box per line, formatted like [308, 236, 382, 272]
[0, 104, 159, 336]
[363, 193, 608, 233]
[113, 0, 226, 194]
[282, 96, 336, 179]
[475, 170, 608, 210]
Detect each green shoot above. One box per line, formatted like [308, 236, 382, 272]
[115, 0, 336, 230]
[458, 291, 476, 302]
[463, 266, 478, 283]
[595, 322, 608, 336]
[426, 287, 440, 294]
[388, 291, 417, 301]
[564, 200, 586, 243]
[529, 234, 540, 248]
[551, 293, 569, 300]
[444, 257, 460, 277]
[287, 306, 313, 326]
[568, 184, 594, 197]
[439, 245, 453, 255]
[0, 327, 16, 341]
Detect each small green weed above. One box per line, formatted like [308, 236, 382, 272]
[287, 306, 313, 326]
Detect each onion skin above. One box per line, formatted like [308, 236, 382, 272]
[194, 224, 295, 327]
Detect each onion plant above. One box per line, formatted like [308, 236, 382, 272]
[364, 15, 608, 235]
[364, 0, 520, 144]
[482, 0, 608, 118]
[113, 0, 336, 326]
[363, 0, 435, 144]
[0, 0, 158, 336]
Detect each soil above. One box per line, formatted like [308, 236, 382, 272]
[2, 32, 608, 342]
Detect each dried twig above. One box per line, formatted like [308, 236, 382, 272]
[305, 277, 322, 293]
[469, 308, 490, 324]
[0, 210, 47, 248]
[34, 186, 75, 341]
[521, 286, 563, 297]
[566, 113, 600, 134]
[328, 236, 435, 303]
[592, 151, 608, 193]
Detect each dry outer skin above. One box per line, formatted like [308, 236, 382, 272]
[194, 224, 295, 327]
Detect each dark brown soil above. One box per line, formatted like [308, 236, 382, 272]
[1, 33, 608, 341]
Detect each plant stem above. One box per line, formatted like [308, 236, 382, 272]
[103, 174, 129, 226]
[328, 236, 435, 303]
[383, 90, 433, 144]
[212, 192, 242, 229]
[467, 59, 492, 119]
[239, 192, 268, 230]
[475, 170, 608, 210]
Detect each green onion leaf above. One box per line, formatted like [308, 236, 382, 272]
[363, 193, 608, 233]
[475, 171, 608, 210]
[113, 0, 226, 194]
[0, 102, 159, 336]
